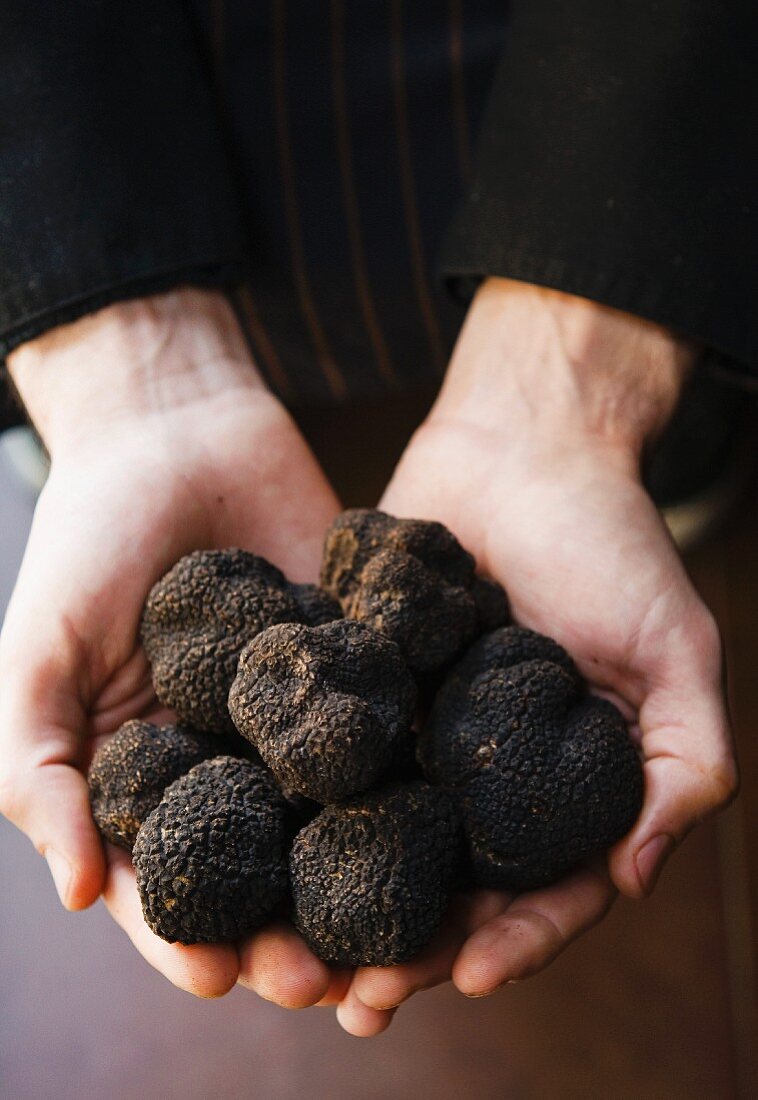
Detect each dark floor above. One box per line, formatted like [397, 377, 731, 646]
[0, 422, 756, 1100]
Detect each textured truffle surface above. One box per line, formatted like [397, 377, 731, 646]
[290, 783, 461, 966]
[320, 509, 494, 675]
[228, 620, 417, 803]
[141, 549, 340, 734]
[133, 756, 289, 943]
[419, 626, 644, 891]
[88, 721, 218, 851]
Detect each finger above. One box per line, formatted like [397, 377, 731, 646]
[0, 760, 106, 909]
[238, 922, 332, 1009]
[336, 982, 396, 1038]
[89, 648, 158, 736]
[350, 891, 513, 1011]
[315, 970, 353, 1006]
[611, 625, 737, 899]
[352, 930, 462, 1011]
[0, 643, 106, 909]
[610, 743, 737, 898]
[453, 865, 616, 997]
[0, 504, 124, 910]
[349, 889, 515, 1010]
[102, 846, 238, 998]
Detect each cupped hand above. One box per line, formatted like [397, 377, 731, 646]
[338, 277, 737, 1035]
[0, 289, 341, 997]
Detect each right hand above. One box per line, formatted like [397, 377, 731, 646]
[0, 288, 342, 998]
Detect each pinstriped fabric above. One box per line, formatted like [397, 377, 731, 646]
[272, 0, 348, 401]
[330, 0, 398, 389]
[209, 0, 297, 399]
[232, 284, 295, 402]
[389, 0, 446, 375]
[449, 0, 472, 182]
[188, 0, 508, 405]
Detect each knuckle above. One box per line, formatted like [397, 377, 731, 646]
[359, 974, 407, 1011]
[705, 758, 740, 810]
[502, 908, 566, 951]
[684, 755, 740, 820]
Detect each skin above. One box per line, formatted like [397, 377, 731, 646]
[0, 289, 341, 998]
[336, 278, 738, 1034]
[0, 280, 737, 1033]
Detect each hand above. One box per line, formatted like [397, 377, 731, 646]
[338, 277, 738, 1035]
[0, 288, 342, 998]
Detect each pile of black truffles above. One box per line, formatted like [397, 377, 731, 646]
[88, 509, 643, 965]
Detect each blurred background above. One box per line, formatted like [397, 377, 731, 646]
[1, 400, 756, 1099]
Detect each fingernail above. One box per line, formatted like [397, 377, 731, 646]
[45, 848, 72, 906]
[635, 834, 675, 895]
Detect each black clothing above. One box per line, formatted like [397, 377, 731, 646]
[0, 1, 755, 407]
[440, 1, 758, 379]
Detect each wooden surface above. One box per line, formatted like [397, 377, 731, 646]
[0, 409, 755, 1099]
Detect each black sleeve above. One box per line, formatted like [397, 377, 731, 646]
[0, 2, 244, 361]
[439, 1, 757, 379]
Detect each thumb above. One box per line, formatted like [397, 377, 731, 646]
[610, 638, 737, 899]
[610, 744, 738, 899]
[0, 626, 106, 909]
[1, 758, 106, 909]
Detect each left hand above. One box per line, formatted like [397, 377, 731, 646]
[335, 278, 737, 1035]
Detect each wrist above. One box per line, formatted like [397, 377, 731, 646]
[8, 288, 266, 455]
[430, 277, 695, 467]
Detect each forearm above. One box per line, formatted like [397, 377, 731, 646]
[430, 277, 696, 464]
[8, 288, 264, 456]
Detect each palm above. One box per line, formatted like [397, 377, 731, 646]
[335, 418, 733, 1035]
[0, 389, 340, 996]
[447, 447, 690, 706]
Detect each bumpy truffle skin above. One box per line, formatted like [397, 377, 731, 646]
[419, 626, 643, 891]
[290, 783, 461, 966]
[133, 756, 289, 944]
[88, 721, 219, 851]
[320, 509, 487, 675]
[141, 549, 340, 734]
[228, 620, 417, 803]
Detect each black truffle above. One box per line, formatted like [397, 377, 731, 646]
[88, 721, 218, 851]
[321, 509, 498, 675]
[133, 756, 289, 944]
[290, 783, 461, 966]
[419, 626, 644, 891]
[141, 549, 340, 734]
[471, 576, 510, 632]
[228, 620, 417, 803]
[289, 582, 343, 626]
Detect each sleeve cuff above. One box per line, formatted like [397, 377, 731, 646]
[437, 0, 757, 380]
[0, 260, 245, 364]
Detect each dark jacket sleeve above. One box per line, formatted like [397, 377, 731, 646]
[439, 0, 757, 379]
[0, 2, 244, 362]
